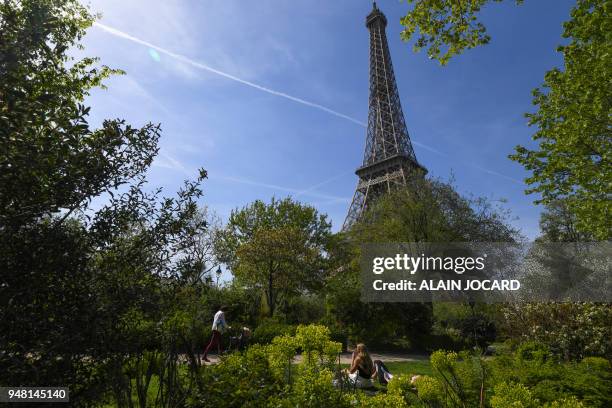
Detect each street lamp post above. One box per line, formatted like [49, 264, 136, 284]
[215, 266, 222, 287]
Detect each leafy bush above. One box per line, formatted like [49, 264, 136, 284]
[352, 392, 409, 408]
[490, 382, 539, 408]
[252, 319, 295, 345]
[325, 321, 350, 352]
[188, 344, 285, 408]
[386, 374, 415, 402]
[414, 375, 445, 406]
[429, 303, 500, 352]
[489, 345, 611, 407]
[501, 303, 612, 361]
[429, 350, 484, 406]
[545, 396, 586, 407]
[490, 383, 589, 408]
[267, 334, 297, 383]
[459, 313, 497, 349]
[279, 295, 325, 325]
[515, 341, 553, 364]
[281, 366, 349, 408]
[422, 333, 466, 352]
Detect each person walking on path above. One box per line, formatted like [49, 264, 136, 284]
[203, 306, 229, 362]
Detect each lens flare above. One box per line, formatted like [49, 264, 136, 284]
[148, 48, 161, 62]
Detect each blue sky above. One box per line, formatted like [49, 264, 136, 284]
[81, 0, 576, 239]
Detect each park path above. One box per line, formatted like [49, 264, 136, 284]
[198, 351, 428, 365]
[293, 351, 428, 364]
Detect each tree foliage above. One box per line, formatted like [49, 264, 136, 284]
[326, 177, 519, 347]
[216, 197, 331, 317]
[0, 0, 160, 228]
[400, 0, 523, 65]
[399, 0, 610, 239]
[510, 0, 611, 240]
[537, 200, 594, 242]
[0, 1, 210, 404]
[500, 303, 612, 361]
[353, 177, 520, 243]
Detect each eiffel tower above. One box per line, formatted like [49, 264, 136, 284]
[343, 2, 426, 230]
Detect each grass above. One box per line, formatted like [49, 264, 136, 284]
[384, 360, 433, 377]
[340, 358, 433, 377]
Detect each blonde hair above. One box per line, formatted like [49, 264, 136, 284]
[355, 343, 373, 373]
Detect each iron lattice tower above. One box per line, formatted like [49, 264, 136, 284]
[342, 2, 426, 230]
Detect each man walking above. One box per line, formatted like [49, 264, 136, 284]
[203, 306, 228, 363]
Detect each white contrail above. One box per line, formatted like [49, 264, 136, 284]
[293, 170, 354, 199]
[216, 175, 350, 203]
[154, 152, 351, 201]
[466, 163, 523, 185]
[411, 140, 447, 157]
[94, 22, 522, 187]
[93, 22, 366, 127]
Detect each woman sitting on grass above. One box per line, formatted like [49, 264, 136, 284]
[343, 344, 398, 388]
[346, 343, 377, 388]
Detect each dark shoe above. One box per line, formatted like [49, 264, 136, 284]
[203, 357, 211, 363]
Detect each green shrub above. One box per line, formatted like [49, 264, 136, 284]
[326, 322, 350, 352]
[580, 356, 610, 372]
[252, 319, 295, 344]
[423, 333, 466, 352]
[279, 295, 325, 325]
[352, 392, 410, 408]
[427, 350, 491, 406]
[430, 350, 459, 372]
[501, 303, 612, 361]
[263, 324, 348, 407]
[490, 382, 539, 408]
[459, 313, 497, 349]
[267, 335, 297, 383]
[414, 375, 445, 406]
[294, 324, 342, 372]
[188, 344, 285, 408]
[568, 357, 611, 407]
[544, 396, 586, 407]
[515, 341, 553, 364]
[295, 324, 331, 353]
[282, 366, 349, 408]
[489, 343, 610, 407]
[387, 374, 415, 401]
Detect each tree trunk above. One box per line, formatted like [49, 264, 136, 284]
[268, 267, 275, 317]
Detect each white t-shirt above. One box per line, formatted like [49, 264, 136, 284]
[211, 310, 227, 333]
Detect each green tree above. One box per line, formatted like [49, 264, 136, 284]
[510, 0, 611, 240]
[175, 206, 222, 286]
[399, 0, 611, 240]
[326, 177, 519, 347]
[400, 0, 523, 66]
[353, 177, 519, 243]
[0, 0, 159, 228]
[216, 198, 331, 317]
[537, 200, 593, 242]
[0, 1, 209, 404]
